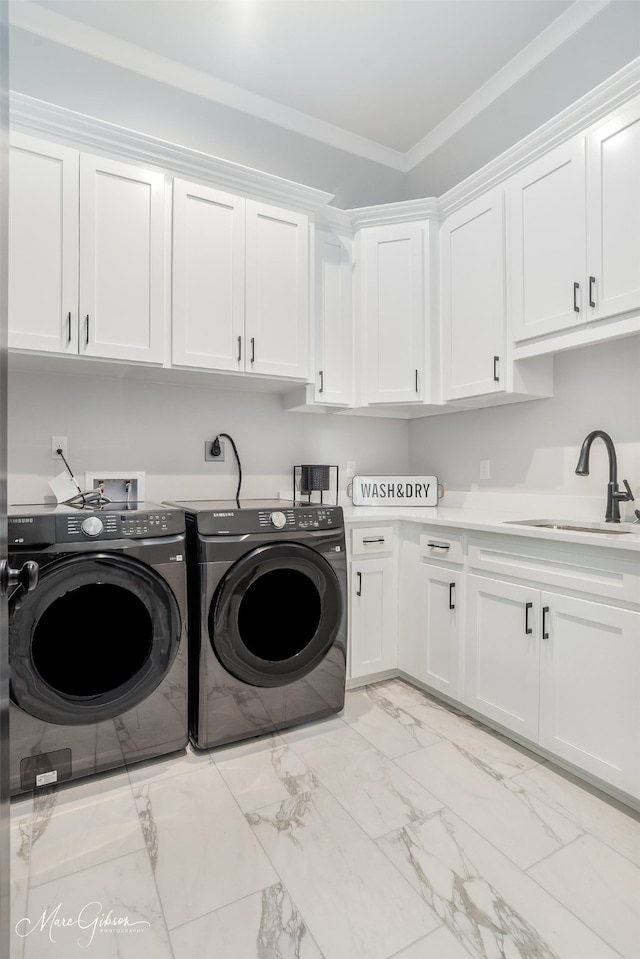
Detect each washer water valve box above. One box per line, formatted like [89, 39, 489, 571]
[85, 471, 145, 503]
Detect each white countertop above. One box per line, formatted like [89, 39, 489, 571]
[342, 505, 640, 552]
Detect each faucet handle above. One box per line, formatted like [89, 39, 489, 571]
[614, 478, 635, 503]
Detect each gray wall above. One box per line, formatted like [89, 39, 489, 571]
[7, 369, 410, 505]
[408, 336, 640, 503]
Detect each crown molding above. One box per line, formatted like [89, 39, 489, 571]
[438, 56, 640, 219]
[405, 0, 614, 171]
[9, 0, 407, 172]
[347, 199, 438, 231]
[9, 92, 335, 215]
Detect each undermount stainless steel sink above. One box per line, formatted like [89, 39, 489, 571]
[503, 519, 633, 535]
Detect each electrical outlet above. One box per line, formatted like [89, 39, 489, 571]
[205, 440, 225, 462]
[479, 459, 491, 480]
[52, 435, 68, 460]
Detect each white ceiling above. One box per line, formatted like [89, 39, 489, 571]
[12, 0, 612, 170]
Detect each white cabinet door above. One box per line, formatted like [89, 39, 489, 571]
[415, 564, 462, 698]
[441, 189, 506, 401]
[465, 574, 539, 740]
[79, 154, 165, 364]
[361, 222, 426, 404]
[349, 558, 396, 679]
[245, 200, 309, 379]
[586, 95, 640, 321]
[539, 594, 640, 798]
[509, 139, 586, 341]
[8, 134, 79, 354]
[172, 179, 245, 371]
[314, 230, 353, 405]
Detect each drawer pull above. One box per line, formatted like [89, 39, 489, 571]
[363, 536, 385, 545]
[428, 542, 450, 550]
[356, 571, 362, 597]
[542, 606, 550, 640]
[525, 602, 533, 635]
[449, 582, 455, 610]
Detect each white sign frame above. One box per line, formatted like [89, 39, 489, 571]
[352, 475, 438, 507]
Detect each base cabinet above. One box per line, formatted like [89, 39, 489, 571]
[465, 572, 640, 798]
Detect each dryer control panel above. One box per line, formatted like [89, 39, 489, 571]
[174, 501, 344, 536]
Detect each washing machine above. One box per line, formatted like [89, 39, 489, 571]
[166, 499, 347, 749]
[7, 501, 188, 795]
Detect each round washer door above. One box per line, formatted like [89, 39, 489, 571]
[9, 552, 182, 725]
[209, 542, 343, 687]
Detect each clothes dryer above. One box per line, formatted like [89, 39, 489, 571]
[167, 500, 347, 749]
[7, 501, 188, 794]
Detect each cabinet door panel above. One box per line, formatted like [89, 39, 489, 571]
[419, 565, 461, 697]
[465, 575, 539, 739]
[80, 154, 165, 363]
[245, 201, 309, 379]
[8, 135, 79, 353]
[172, 179, 245, 371]
[587, 96, 640, 320]
[441, 190, 505, 400]
[509, 140, 586, 341]
[362, 223, 425, 404]
[350, 558, 396, 679]
[539, 595, 640, 798]
[314, 230, 353, 405]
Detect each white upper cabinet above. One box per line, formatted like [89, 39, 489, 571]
[245, 200, 309, 380]
[508, 139, 586, 342]
[79, 154, 165, 363]
[359, 221, 427, 404]
[172, 182, 309, 380]
[9, 135, 165, 364]
[9, 134, 79, 354]
[172, 179, 245, 371]
[441, 189, 506, 401]
[313, 229, 353, 405]
[585, 95, 640, 321]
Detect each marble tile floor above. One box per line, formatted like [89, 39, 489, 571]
[9, 679, 640, 959]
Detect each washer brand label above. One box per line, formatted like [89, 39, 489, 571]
[10, 517, 34, 523]
[170, 554, 183, 562]
[212, 512, 234, 517]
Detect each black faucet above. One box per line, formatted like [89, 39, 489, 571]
[575, 430, 634, 523]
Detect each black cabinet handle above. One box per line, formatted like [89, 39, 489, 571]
[428, 542, 450, 550]
[67, 311, 72, 344]
[573, 282, 580, 313]
[250, 337, 255, 364]
[415, 369, 419, 393]
[493, 356, 500, 382]
[356, 571, 362, 597]
[449, 582, 455, 610]
[363, 536, 385, 545]
[319, 370, 324, 394]
[542, 606, 550, 640]
[589, 275, 596, 308]
[525, 602, 533, 635]
[237, 335, 242, 363]
[85, 314, 90, 345]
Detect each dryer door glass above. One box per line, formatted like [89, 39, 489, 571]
[209, 542, 343, 687]
[9, 552, 182, 724]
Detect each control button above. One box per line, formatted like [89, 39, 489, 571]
[81, 516, 103, 537]
[270, 510, 287, 529]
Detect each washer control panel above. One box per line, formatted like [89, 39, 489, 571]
[7, 504, 185, 546]
[188, 503, 343, 536]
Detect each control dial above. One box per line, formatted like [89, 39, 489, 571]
[270, 511, 287, 529]
[81, 515, 104, 537]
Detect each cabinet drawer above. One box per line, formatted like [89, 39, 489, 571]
[420, 531, 463, 565]
[351, 526, 394, 556]
[468, 537, 640, 605]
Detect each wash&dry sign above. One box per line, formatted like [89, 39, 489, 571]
[352, 475, 438, 507]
